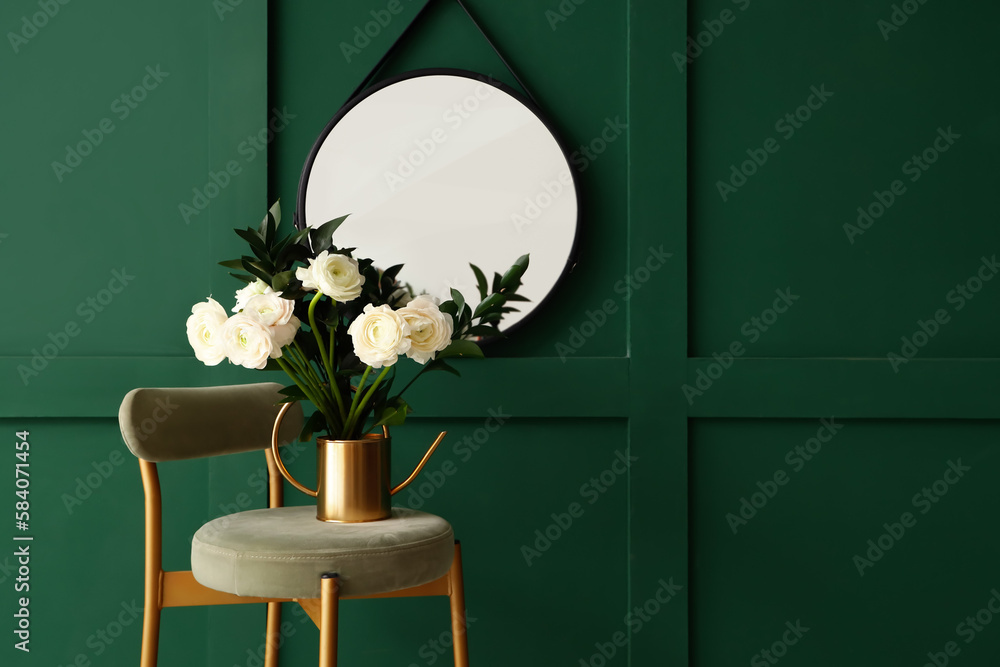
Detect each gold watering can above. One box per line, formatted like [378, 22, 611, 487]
[270, 401, 446, 523]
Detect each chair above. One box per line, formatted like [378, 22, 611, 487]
[118, 382, 470, 667]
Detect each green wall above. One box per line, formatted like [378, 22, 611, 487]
[3, 0, 999, 666]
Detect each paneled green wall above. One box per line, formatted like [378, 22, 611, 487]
[684, 1, 1000, 667]
[3, 0, 996, 666]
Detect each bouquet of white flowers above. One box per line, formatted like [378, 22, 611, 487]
[186, 202, 528, 440]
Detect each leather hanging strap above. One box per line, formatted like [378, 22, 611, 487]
[345, 0, 539, 106]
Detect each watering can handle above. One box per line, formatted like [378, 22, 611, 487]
[271, 401, 317, 497]
[270, 401, 447, 498]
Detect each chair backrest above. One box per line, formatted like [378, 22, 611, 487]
[119, 383, 304, 462]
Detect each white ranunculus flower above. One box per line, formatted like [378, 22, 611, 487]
[269, 316, 301, 349]
[186, 297, 228, 366]
[347, 304, 411, 368]
[296, 251, 365, 302]
[221, 314, 281, 370]
[244, 292, 296, 326]
[398, 295, 454, 364]
[233, 278, 272, 313]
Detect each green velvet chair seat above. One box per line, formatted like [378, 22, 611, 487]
[191, 506, 455, 598]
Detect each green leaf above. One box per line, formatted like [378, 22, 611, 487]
[371, 408, 405, 428]
[500, 254, 530, 290]
[440, 301, 458, 317]
[470, 263, 488, 300]
[420, 358, 461, 377]
[289, 226, 312, 247]
[381, 263, 404, 285]
[235, 227, 267, 255]
[437, 339, 484, 359]
[319, 307, 343, 327]
[465, 325, 500, 338]
[269, 200, 282, 226]
[299, 409, 327, 442]
[218, 258, 245, 270]
[241, 258, 273, 284]
[372, 398, 411, 428]
[473, 293, 506, 319]
[310, 214, 350, 252]
[450, 288, 465, 315]
[275, 242, 310, 269]
[278, 384, 307, 401]
[492, 272, 502, 293]
[272, 270, 296, 293]
[258, 213, 276, 247]
[230, 272, 255, 284]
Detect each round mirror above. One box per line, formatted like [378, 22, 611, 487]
[296, 69, 579, 334]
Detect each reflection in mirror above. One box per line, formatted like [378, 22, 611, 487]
[297, 69, 578, 333]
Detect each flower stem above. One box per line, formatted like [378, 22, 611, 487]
[307, 291, 347, 422]
[347, 366, 371, 426]
[275, 356, 337, 433]
[344, 366, 391, 438]
[282, 347, 341, 433]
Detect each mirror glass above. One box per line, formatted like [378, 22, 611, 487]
[297, 69, 578, 333]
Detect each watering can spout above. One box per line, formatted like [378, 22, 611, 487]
[391, 428, 447, 495]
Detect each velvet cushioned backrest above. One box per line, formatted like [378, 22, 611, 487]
[119, 383, 304, 462]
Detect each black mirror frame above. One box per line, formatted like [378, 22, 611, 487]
[295, 67, 581, 342]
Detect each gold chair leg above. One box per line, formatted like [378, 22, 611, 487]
[449, 542, 470, 667]
[319, 574, 340, 667]
[140, 600, 161, 667]
[265, 601, 282, 667]
[140, 460, 163, 667]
